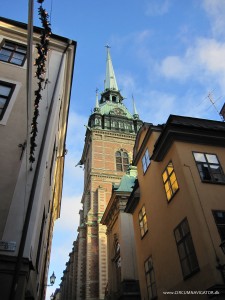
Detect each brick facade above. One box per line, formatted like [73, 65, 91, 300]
[56, 48, 142, 299]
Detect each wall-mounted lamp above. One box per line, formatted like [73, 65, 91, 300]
[45, 271, 56, 286]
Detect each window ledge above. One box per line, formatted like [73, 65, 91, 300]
[201, 180, 225, 185]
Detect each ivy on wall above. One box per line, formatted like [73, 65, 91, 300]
[29, 0, 51, 166]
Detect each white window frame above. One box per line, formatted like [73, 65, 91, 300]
[142, 148, 151, 173]
[0, 77, 21, 126]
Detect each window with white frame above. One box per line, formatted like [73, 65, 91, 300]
[142, 148, 151, 173]
[0, 81, 16, 120]
[0, 40, 27, 66]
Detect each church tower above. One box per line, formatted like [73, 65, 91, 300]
[76, 47, 142, 300]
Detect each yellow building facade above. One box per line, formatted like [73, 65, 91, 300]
[126, 115, 225, 299]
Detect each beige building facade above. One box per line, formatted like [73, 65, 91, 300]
[0, 17, 76, 300]
[126, 115, 225, 299]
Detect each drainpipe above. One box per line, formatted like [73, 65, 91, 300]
[9, 38, 72, 300]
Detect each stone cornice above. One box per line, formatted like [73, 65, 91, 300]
[91, 128, 136, 139]
[101, 192, 130, 230]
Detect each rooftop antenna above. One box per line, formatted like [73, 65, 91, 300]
[207, 91, 224, 121]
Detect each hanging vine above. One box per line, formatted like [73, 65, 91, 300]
[29, 0, 52, 166]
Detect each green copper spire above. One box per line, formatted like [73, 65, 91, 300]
[88, 47, 143, 134]
[94, 88, 100, 112]
[104, 45, 118, 91]
[132, 94, 139, 119]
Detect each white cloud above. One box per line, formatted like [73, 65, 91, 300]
[110, 29, 152, 53]
[195, 38, 225, 75]
[55, 195, 82, 231]
[117, 72, 136, 96]
[66, 110, 87, 152]
[145, 0, 171, 16]
[137, 89, 177, 124]
[203, 0, 225, 37]
[158, 37, 225, 94]
[159, 55, 191, 80]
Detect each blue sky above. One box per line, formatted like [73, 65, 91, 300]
[2, 0, 225, 298]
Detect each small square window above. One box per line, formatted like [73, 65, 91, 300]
[193, 152, 225, 184]
[162, 161, 179, 202]
[142, 148, 151, 173]
[0, 40, 27, 66]
[138, 205, 148, 238]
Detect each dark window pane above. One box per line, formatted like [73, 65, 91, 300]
[181, 219, 189, 236]
[213, 211, 225, 241]
[189, 253, 199, 271]
[4, 42, 15, 50]
[174, 228, 181, 242]
[0, 86, 11, 96]
[145, 257, 157, 300]
[178, 243, 186, 260]
[0, 81, 15, 120]
[181, 258, 190, 277]
[17, 45, 27, 53]
[0, 97, 7, 108]
[115, 150, 129, 172]
[0, 40, 26, 66]
[174, 219, 199, 278]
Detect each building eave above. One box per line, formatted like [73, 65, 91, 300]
[0, 17, 76, 46]
[152, 115, 225, 162]
[124, 179, 139, 213]
[133, 123, 162, 165]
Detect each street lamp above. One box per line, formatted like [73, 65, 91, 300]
[50, 272, 56, 285]
[45, 271, 56, 286]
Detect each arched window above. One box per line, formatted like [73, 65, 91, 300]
[116, 150, 129, 172]
[112, 96, 117, 102]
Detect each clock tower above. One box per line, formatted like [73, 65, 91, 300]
[75, 47, 142, 299]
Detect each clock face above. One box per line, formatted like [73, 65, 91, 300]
[112, 108, 125, 116]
